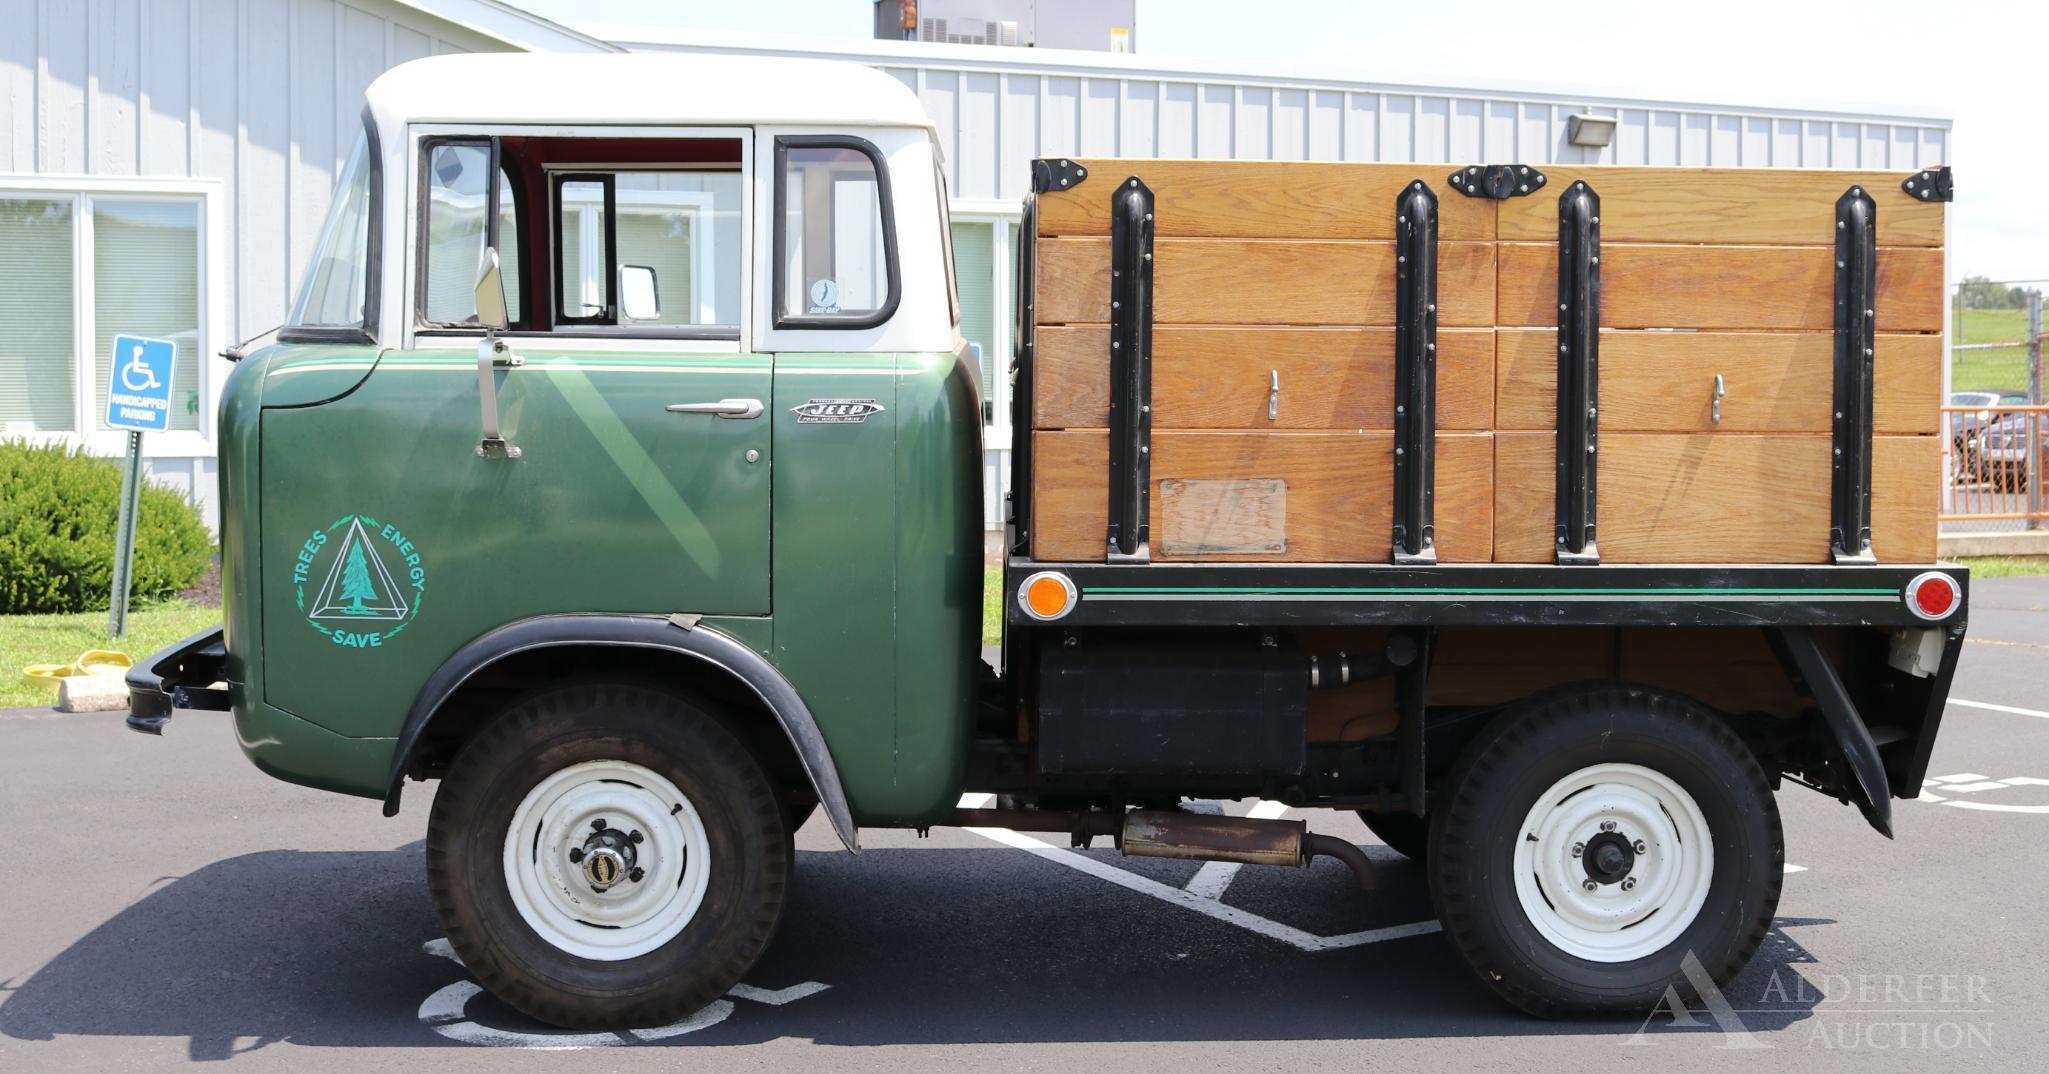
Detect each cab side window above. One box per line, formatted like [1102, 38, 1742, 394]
[420, 141, 521, 327]
[415, 135, 742, 337]
[774, 136, 899, 329]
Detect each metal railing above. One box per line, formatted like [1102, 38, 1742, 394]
[1940, 404, 2049, 528]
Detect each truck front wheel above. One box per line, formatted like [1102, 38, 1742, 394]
[1428, 685, 1782, 1017]
[425, 683, 792, 1028]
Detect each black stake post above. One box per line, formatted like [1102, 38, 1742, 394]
[1555, 180, 1601, 565]
[1392, 179, 1439, 565]
[1105, 176, 1155, 564]
[1831, 184, 1878, 564]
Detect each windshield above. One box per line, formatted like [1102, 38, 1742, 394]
[289, 125, 375, 328]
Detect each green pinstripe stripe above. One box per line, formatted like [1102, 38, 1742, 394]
[1082, 586, 1896, 597]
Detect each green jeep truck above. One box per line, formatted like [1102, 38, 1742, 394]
[128, 53, 1969, 1028]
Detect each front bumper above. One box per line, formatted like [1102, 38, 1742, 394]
[125, 627, 231, 734]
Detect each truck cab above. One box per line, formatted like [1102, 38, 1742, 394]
[130, 52, 1968, 1030]
[193, 53, 982, 842]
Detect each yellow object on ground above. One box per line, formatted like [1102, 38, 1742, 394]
[22, 649, 133, 691]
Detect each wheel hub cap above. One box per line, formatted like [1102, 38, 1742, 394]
[502, 760, 712, 961]
[1581, 831, 1636, 885]
[575, 824, 645, 893]
[1511, 762, 1715, 963]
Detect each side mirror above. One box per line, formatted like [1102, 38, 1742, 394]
[619, 265, 660, 322]
[474, 247, 510, 330]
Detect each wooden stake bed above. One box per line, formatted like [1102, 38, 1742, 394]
[1020, 158, 1946, 565]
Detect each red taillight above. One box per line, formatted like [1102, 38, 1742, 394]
[1905, 572, 1960, 621]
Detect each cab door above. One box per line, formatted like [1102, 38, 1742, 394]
[258, 131, 767, 737]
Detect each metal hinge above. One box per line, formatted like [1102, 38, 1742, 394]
[1902, 166, 1953, 203]
[1030, 158, 1090, 194]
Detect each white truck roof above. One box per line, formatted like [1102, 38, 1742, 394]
[365, 52, 936, 132]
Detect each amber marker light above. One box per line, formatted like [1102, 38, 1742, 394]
[1019, 571, 1078, 622]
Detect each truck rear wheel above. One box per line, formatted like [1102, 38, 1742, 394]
[1428, 685, 1782, 1017]
[425, 683, 791, 1028]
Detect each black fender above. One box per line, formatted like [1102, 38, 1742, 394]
[1767, 625, 1892, 839]
[383, 613, 858, 851]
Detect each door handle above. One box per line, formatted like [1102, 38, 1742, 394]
[666, 398, 764, 420]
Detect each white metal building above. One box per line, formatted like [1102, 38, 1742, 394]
[0, 1, 1952, 530]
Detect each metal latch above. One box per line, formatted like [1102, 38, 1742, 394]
[1711, 373, 1726, 425]
[1268, 370, 1280, 422]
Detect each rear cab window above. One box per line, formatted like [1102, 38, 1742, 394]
[773, 136, 899, 330]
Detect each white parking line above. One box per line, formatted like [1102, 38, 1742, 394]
[958, 794, 1439, 952]
[1916, 773, 2049, 811]
[1950, 698, 2049, 720]
[418, 938, 829, 1048]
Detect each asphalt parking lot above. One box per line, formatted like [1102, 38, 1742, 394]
[3, 578, 2047, 1071]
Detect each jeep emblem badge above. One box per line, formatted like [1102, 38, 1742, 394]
[791, 398, 886, 425]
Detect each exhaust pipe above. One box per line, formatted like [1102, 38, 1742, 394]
[1120, 809, 1375, 889]
[948, 805, 1376, 889]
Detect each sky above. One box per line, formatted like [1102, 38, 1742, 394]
[505, 0, 2048, 283]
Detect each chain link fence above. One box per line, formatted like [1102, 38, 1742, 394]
[1945, 278, 2047, 532]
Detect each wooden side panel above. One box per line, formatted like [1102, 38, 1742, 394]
[1035, 326, 1495, 430]
[1497, 167, 1945, 246]
[1036, 237, 1497, 327]
[1495, 330, 1941, 435]
[1872, 434, 1940, 562]
[1492, 433, 1555, 563]
[1494, 432, 1938, 563]
[1031, 430, 1493, 562]
[1496, 243, 1944, 333]
[1034, 159, 1497, 241]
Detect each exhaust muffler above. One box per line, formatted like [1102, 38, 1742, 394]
[1120, 809, 1376, 889]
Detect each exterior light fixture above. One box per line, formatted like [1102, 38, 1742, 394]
[1566, 112, 1617, 149]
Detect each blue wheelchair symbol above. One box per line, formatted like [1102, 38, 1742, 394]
[105, 334, 177, 432]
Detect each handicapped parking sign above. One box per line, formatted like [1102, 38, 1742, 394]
[105, 334, 176, 432]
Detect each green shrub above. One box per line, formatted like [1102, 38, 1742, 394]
[0, 441, 214, 614]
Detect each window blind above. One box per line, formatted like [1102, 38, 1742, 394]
[0, 199, 77, 432]
[93, 200, 201, 432]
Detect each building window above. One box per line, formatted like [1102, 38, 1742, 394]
[0, 185, 215, 439]
[950, 220, 996, 420]
[0, 198, 75, 432]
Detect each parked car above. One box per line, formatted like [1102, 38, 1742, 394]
[1948, 389, 2029, 483]
[1977, 410, 2045, 492]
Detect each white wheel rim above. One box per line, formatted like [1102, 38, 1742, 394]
[502, 759, 711, 961]
[1511, 762, 1714, 964]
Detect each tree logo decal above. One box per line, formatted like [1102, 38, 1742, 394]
[292, 514, 428, 649]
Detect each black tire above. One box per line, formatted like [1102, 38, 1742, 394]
[426, 682, 792, 1028]
[1428, 684, 1782, 1018]
[1354, 809, 1430, 861]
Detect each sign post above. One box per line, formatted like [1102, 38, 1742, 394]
[104, 334, 177, 637]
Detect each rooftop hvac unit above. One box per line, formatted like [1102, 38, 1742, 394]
[920, 15, 1020, 46]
